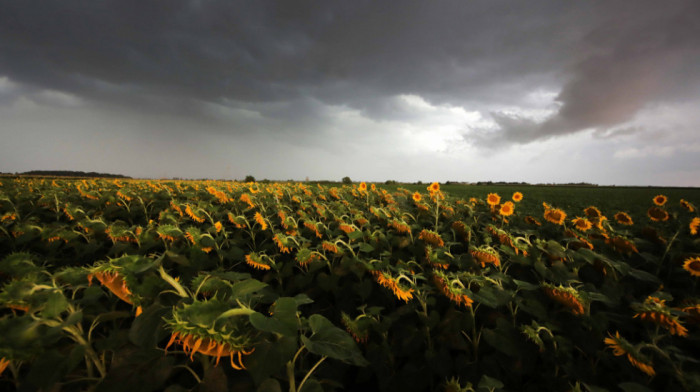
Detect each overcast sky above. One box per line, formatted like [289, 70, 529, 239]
[1, 1, 699, 185]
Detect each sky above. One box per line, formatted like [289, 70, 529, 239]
[1, 1, 699, 186]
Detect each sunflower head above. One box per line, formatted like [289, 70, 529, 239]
[427, 182, 440, 193]
[512, 192, 523, 202]
[653, 195, 668, 206]
[683, 257, 700, 277]
[680, 199, 695, 212]
[412, 192, 422, 202]
[164, 299, 257, 368]
[614, 212, 633, 225]
[486, 193, 501, 206]
[690, 217, 700, 235]
[584, 206, 601, 218]
[359, 182, 367, 192]
[499, 201, 514, 216]
[647, 207, 669, 222]
[571, 217, 592, 231]
[544, 208, 567, 225]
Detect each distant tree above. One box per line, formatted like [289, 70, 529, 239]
[384, 180, 397, 185]
[342, 176, 352, 184]
[244, 175, 256, 182]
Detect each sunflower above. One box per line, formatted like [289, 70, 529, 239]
[544, 208, 567, 225]
[338, 224, 355, 234]
[165, 300, 256, 369]
[427, 182, 440, 193]
[680, 199, 695, 212]
[614, 212, 633, 225]
[214, 221, 223, 233]
[653, 194, 667, 206]
[571, 217, 592, 231]
[633, 296, 688, 337]
[412, 192, 422, 202]
[254, 212, 267, 230]
[245, 254, 271, 270]
[273, 234, 292, 254]
[607, 236, 638, 255]
[0, 358, 10, 376]
[322, 241, 341, 255]
[418, 229, 445, 247]
[584, 206, 601, 218]
[512, 192, 523, 202]
[433, 272, 473, 308]
[486, 193, 501, 206]
[542, 284, 585, 315]
[341, 313, 370, 344]
[647, 207, 669, 222]
[388, 219, 412, 234]
[524, 215, 541, 226]
[690, 217, 700, 235]
[89, 270, 135, 305]
[239, 193, 255, 208]
[470, 247, 500, 267]
[499, 201, 515, 217]
[372, 271, 414, 302]
[604, 332, 655, 377]
[683, 257, 700, 277]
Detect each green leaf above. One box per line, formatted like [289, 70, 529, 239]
[246, 337, 297, 385]
[129, 304, 169, 348]
[257, 378, 282, 392]
[512, 279, 538, 291]
[249, 297, 299, 337]
[41, 291, 69, 318]
[300, 314, 369, 366]
[359, 243, 375, 253]
[478, 374, 504, 390]
[627, 268, 661, 284]
[230, 279, 268, 297]
[347, 230, 364, 241]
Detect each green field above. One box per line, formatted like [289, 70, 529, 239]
[383, 183, 700, 219]
[1, 178, 699, 392]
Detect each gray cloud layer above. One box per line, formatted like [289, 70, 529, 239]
[1, 1, 699, 149]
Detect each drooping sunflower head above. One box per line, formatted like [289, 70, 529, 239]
[164, 299, 257, 368]
[614, 212, 634, 225]
[542, 283, 586, 315]
[470, 246, 500, 268]
[653, 195, 668, 206]
[486, 193, 501, 206]
[606, 236, 638, 255]
[512, 192, 523, 202]
[683, 257, 700, 277]
[690, 217, 700, 235]
[680, 199, 695, 212]
[245, 253, 272, 270]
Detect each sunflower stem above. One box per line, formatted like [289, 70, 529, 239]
[297, 356, 327, 392]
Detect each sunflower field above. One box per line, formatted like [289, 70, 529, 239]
[1, 178, 699, 392]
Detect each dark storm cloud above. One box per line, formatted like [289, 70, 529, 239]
[1, 0, 699, 142]
[476, 1, 700, 146]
